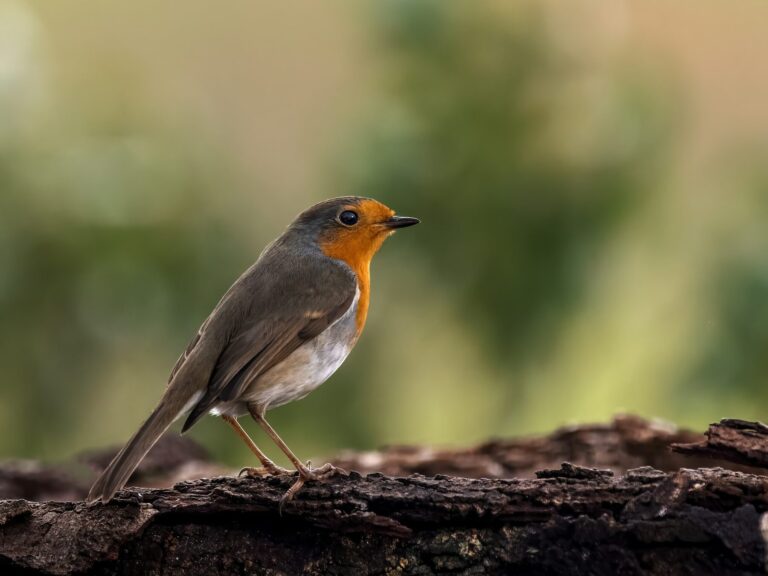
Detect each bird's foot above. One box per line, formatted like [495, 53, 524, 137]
[278, 462, 348, 514]
[238, 463, 293, 478]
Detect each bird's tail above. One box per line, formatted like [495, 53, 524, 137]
[86, 386, 202, 503]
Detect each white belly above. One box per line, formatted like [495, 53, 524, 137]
[212, 289, 359, 416]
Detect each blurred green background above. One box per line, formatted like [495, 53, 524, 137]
[3, 0, 768, 468]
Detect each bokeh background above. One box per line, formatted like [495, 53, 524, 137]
[3, 0, 768, 469]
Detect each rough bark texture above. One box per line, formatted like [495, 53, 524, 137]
[330, 414, 763, 478]
[1, 416, 767, 575]
[673, 419, 768, 469]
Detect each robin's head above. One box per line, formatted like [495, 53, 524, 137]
[292, 196, 419, 268]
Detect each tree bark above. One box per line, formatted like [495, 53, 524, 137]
[2, 416, 767, 575]
[672, 419, 768, 469]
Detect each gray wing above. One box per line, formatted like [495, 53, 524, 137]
[179, 247, 357, 431]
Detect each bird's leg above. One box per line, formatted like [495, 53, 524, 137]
[247, 403, 345, 508]
[247, 406, 311, 475]
[221, 415, 291, 477]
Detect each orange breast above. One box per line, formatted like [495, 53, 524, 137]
[321, 241, 372, 335]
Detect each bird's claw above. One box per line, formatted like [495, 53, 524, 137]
[238, 464, 292, 478]
[277, 463, 348, 515]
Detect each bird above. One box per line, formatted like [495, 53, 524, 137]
[87, 196, 419, 505]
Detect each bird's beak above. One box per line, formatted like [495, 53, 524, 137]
[384, 215, 420, 229]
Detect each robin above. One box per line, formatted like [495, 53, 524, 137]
[87, 196, 419, 505]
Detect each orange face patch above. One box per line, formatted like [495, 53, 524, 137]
[319, 199, 397, 333]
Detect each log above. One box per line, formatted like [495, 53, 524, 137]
[672, 419, 768, 469]
[1, 416, 767, 575]
[330, 413, 732, 478]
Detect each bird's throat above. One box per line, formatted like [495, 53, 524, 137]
[320, 238, 376, 335]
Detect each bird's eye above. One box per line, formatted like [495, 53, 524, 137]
[338, 210, 359, 226]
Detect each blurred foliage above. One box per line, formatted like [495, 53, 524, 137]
[354, 1, 669, 362]
[0, 98, 247, 455]
[3, 0, 768, 465]
[691, 261, 768, 396]
[679, 174, 768, 412]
